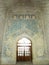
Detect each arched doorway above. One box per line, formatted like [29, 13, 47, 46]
[17, 37, 32, 62]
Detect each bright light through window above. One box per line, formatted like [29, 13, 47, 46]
[17, 38, 31, 46]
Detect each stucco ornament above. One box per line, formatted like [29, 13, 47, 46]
[5, 48, 11, 57]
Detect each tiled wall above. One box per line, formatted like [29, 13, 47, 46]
[1, 14, 45, 64]
[1, 2, 49, 64]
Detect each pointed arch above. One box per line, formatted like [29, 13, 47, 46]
[16, 37, 32, 62]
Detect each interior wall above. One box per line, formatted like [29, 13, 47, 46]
[43, 2, 49, 56]
[0, 7, 6, 64]
[1, 7, 46, 64]
[0, 0, 49, 65]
